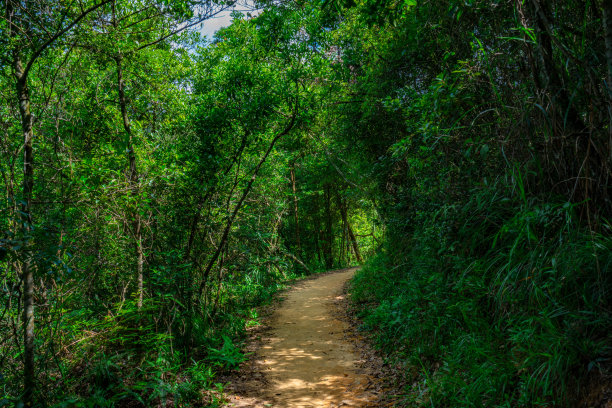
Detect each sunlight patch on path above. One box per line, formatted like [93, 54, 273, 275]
[226, 268, 376, 408]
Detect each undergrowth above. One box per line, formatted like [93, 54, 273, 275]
[1, 264, 303, 407]
[350, 180, 612, 407]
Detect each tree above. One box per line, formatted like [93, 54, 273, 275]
[2, 2, 112, 404]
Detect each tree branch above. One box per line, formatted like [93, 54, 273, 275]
[22, 0, 113, 80]
[197, 104, 298, 300]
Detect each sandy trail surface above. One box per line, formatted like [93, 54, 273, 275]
[224, 268, 377, 408]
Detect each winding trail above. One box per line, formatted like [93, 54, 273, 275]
[225, 268, 377, 408]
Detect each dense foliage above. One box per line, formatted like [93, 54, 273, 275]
[1, 0, 610, 406]
[0, 1, 372, 406]
[333, 1, 612, 406]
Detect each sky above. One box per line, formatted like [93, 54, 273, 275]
[199, 1, 261, 40]
[199, 11, 234, 39]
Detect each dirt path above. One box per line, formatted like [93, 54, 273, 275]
[224, 268, 378, 408]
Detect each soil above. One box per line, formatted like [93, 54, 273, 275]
[222, 268, 387, 408]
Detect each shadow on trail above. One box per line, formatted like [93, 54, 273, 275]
[224, 268, 376, 408]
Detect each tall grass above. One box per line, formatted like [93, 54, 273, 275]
[350, 178, 612, 407]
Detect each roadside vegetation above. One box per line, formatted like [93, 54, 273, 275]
[1, 0, 610, 407]
[338, 1, 612, 406]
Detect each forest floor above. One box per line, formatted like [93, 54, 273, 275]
[221, 268, 397, 408]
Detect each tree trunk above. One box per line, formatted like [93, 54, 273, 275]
[323, 185, 333, 269]
[185, 132, 248, 263]
[604, 0, 612, 188]
[290, 162, 300, 251]
[5, 0, 115, 401]
[340, 217, 346, 265]
[313, 195, 323, 264]
[14, 43, 35, 408]
[530, 0, 586, 130]
[6, 4, 35, 405]
[112, 0, 144, 309]
[8, 0, 36, 397]
[197, 111, 297, 300]
[335, 193, 362, 264]
[346, 219, 363, 263]
[115, 54, 144, 309]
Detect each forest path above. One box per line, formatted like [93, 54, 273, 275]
[223, 268, 378, 408]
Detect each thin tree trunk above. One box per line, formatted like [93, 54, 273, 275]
[335, 193, 362, 264]
[346, 220, 362, 263]
[113, 0, 144, 309]
[284, 251, 311, 274]
[197, 111, 297, 300]
[17, 72, 35, 408]
[341, 217, 346, 265]
[10, 5, 35, 403]
[114, 55, 144, 308]
[530, 0, 585, 130]
[185, 132, 248, 262]
[604, 0, 612, 190]
[5, 1, 114, 401]
[183, 133, 248, 353]
[290, 162, 300, 251]
[313, 196, 323, 264]
[323, 185, 333, 269]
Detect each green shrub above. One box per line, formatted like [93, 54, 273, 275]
[350, 181, 612, 407]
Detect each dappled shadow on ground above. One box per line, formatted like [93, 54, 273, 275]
[223, 269, 379, 408]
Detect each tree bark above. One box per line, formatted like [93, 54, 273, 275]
[323, 185, 333, 269]
[529, 0, 585, 131]
[340, 217, 346, 265]
[16, 61, 35, 408]
[7, 0, 35, 403]
[290, 162, 300, 251]
[115, 56, 144, 309]
[335, 193, 362, 264]
[113, 0, 144, 308]
[313, 195, 323, 264]
[4, 2, 115, 402]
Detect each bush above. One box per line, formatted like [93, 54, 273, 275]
[350, 181, 612, 407]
